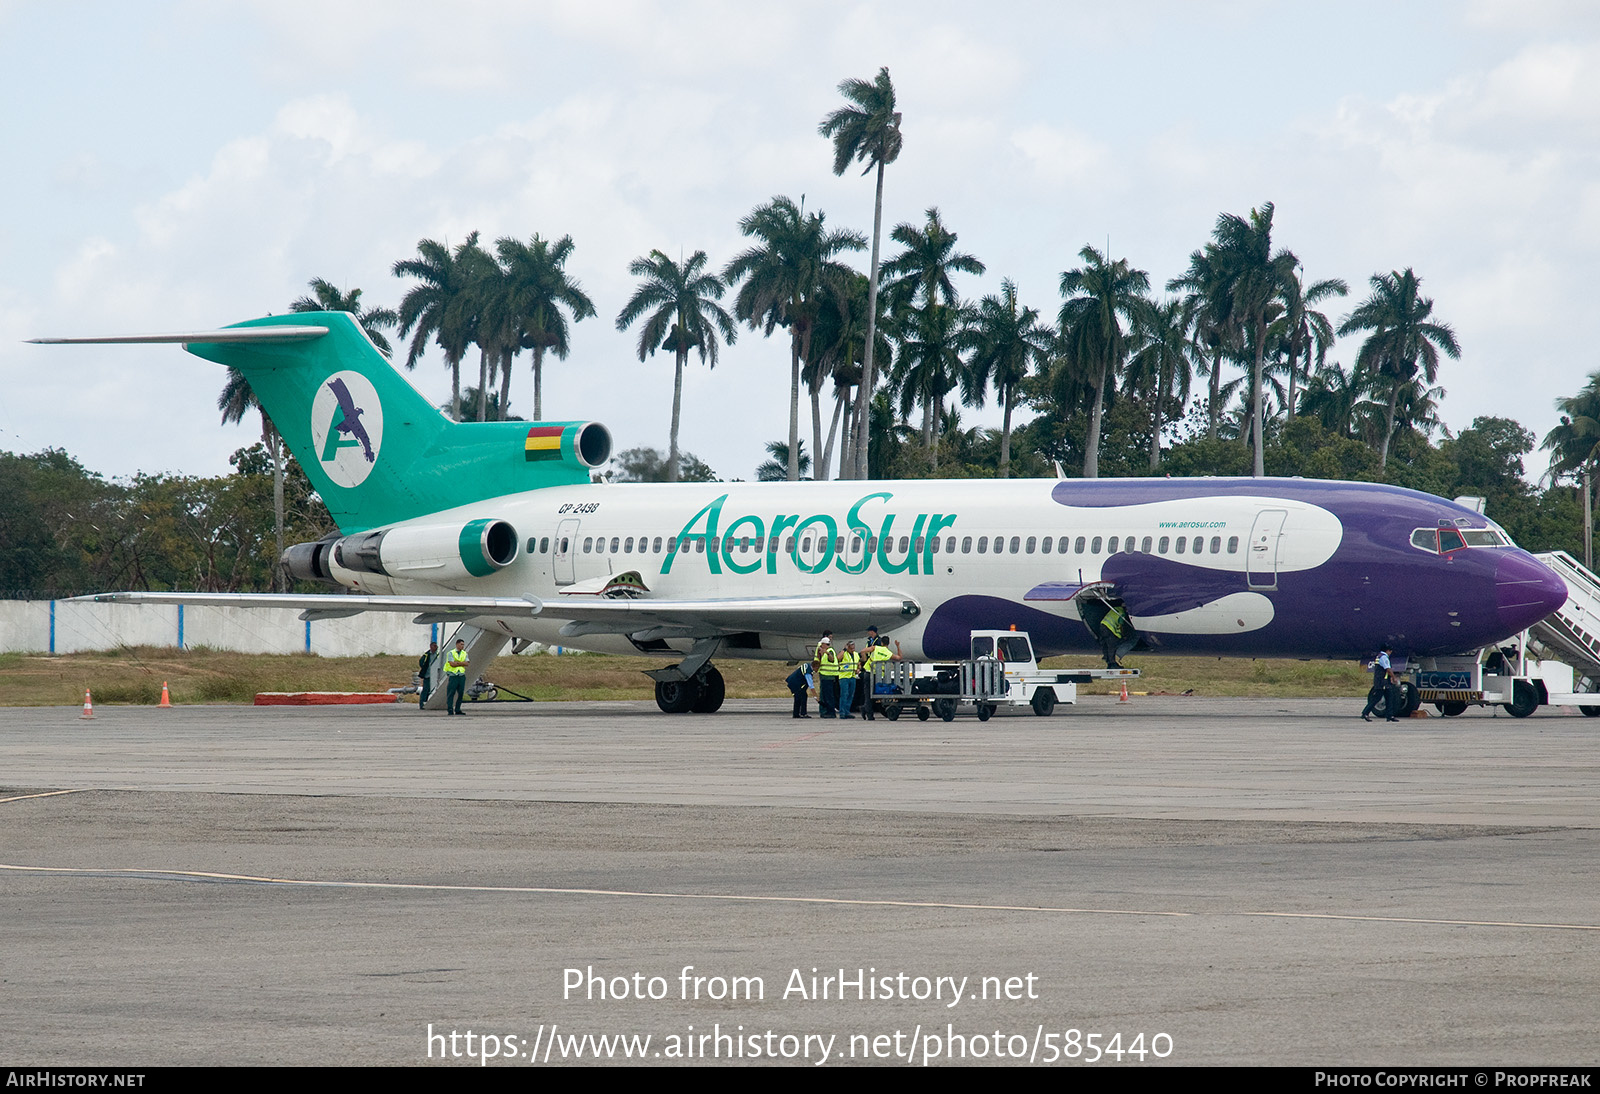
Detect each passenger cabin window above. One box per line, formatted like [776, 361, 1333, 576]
[1108, 536, 1119, 553]
[1158, 536, 1170, 553]
[1227, 536, 1239, 554]
[1210, 536, 1222, 553]
[653, 537, 663, 553]
[1090, 536, 1102, 553]
[583, 537, 593, 553]
[1141, 536, 1152, 553]
[961, 536, 972, 553]
[1009, 536, 1020, 553]
[1060, 536, 1072, 554]
[977, 536, 988, 553]
[1040, 536, 1051, 554]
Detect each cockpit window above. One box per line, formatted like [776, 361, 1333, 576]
[1412, 526, 1510, 554]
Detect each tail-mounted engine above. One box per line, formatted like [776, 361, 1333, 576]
[282, 518, 520, 588]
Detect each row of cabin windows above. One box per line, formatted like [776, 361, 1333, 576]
[523, 533, 1243, 558]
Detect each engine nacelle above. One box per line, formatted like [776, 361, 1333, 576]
[312, 518, 520, 588]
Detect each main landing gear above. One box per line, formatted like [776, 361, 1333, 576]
[653, 664, 725, 714]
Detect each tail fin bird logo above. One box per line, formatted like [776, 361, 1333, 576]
[310, 371, 384, 488]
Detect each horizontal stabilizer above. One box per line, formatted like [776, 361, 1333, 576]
[29, 327, 329, 345]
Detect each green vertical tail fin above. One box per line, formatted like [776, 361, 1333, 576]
[186, 313, 610, 532]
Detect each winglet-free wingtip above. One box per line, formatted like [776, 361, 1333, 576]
[28, 327, 330, 346]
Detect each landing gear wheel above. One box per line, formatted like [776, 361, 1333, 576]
[654, 678, 699, 714]
[1504, 680, 1539, 719]
[881, 702, 901, 721]
[1399, 681, 1422, 716]
[1580, 705, 1600, 717]
[934, 698, 957, 723]
[689, 666, 725, 713]
[1439, 700, 1468, 717]
[915, 703, 930, 721]
[1031, 688, 1057, 717]
[976, 702, 996, 722]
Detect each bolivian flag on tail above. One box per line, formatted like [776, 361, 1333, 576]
[525, 424, 564, 462]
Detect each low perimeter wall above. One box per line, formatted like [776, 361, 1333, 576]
[0, 600, 454, 657]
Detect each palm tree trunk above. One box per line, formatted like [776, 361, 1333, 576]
[999, 384, 1014, 479]
[533, 348, 545, 421]
[1148, 369, 1166, 472]
[1209, 348, 1222, 440]
[1286, 342, 1299, 421]
[450, 355, 462, 421]
[265, 420, 285, 592]
[669, 348, 685, 483]
[1085, 365, 1106, 479]
[1585, 468, 1593, 570]
[788, 330, 802, 481]
[477, 347, 490, 422]
[821, 390, 845, 483]
[854, 160, 886, 480]
[810, 387, 825, 483]
[1379, 384, 1401, 471]
[1251, 320, 1266, 478]
[498, 349, 514, 421]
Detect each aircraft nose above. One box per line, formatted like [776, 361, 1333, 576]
[1497, 551, 1568, 633]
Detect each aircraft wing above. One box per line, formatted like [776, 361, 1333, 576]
[549, 592, 918, 640]
[71, 591, 545, 623]
[71, 590, 919, 637]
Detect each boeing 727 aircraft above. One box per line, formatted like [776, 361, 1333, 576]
[36, 312, 1570, 713]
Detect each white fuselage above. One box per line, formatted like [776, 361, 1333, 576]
[330, 478, 1344, 661]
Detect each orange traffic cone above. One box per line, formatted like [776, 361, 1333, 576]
[1119, 681, 1129, 703]
[159, 682, 172, 708]
[80, 688, 95, 720]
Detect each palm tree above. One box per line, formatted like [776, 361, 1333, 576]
[724, 196, 865, 481]
[495, 234, 596, 422]
[1058, 245, 1150, 478]
[820, 66, 902, 480]
[890, 300, 971, 472]
[1167, 246, 1237, 441]
[394, 234, 482, 420]
[1298, 360, 1369, 439]
[1208, 203, 1300, 477]
[1544, 372, 1600, 567]
[1338, 268, 1460, 471]
[1124, 297, 1195, 471]
[756, 440, 811, 482]
[218, 368, 286, 591]
[290, 278, 398, 358]
[1277, 266, 1347, 420]
[961, 279, 1053, 478]
[809, 271, 883, 480]
[615, 250, 737, 483]
[879, 207, 985, 460]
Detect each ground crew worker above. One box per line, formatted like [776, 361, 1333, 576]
[1098, 603, 1131, 669]
[860, 635, 902, 721]
[444, 638, 469, 715]
[418, 641, 438, 711]
[837, 641, 861, 719]
[1361, 645, 1400, 722]
[817, 633, 839, 718]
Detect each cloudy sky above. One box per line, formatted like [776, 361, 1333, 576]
[2, 0, 1597, 484]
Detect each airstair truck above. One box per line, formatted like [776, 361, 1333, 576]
[1411, 550, 1600, 718]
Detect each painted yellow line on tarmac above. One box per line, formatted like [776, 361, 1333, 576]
[2, 862, 1597, 931]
